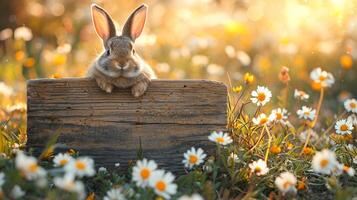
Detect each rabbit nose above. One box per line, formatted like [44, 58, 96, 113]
[121, 63, 129, 69]
[116, 63, 128, 70]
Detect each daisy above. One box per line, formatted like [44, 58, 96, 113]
[335, 119, 354, 135]
[6, 103, 26, 113]
[282, 120, 294, 128]
[332, 163, 344, 176]
[312, 149, 339, 175]
[54, 173, 85, 198]
[251, 86, 272, 106]
[14, 26, 33, 41]
[103, 188, 126, 200]
[343, 165, 356, 177]
[208, 131, 233, 146]
[294, 89, 309, 100]
[249, 159, 269, 176]
[269, 108, 288, 123]
[228, 152, 239, 163]
[299, 129, 318, 143]
[297, 106, 316, 121]
[344, 98, 357, 113]
[36, 177, 47, 188]
[98, 167, 107, 173]
[203, 164, 213, 173]
[252, 113, 270, 126]
[15, 151, 46, 180]
[11, 185, 25, 199]
[132, 158, 158, 187]
[274, 172, 297, 194]
[183, 147, 207, 169]
[149, 170, 177, 199]
[178, 193, 204, 200]
[53, 153, 74, 167]
[65, 157, 95, 177]
[347, 114, 357, 126]
[310, 68, 335, 88]
[0, 82, 14, 97]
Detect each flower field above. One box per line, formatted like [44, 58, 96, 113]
[0, 0, 357, 199]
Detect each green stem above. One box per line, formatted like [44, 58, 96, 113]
[264, 125, 272, 162]
[311, 88, 324, 128]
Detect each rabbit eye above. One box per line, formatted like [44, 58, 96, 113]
[132, 49, 136, 54]
[106, 49, 110, 56]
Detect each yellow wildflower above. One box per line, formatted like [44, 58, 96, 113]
[244, 73, 254, 84]
[15, 51, 25, 61]
[270, 145, 281, 154]
[340, 55, 353, 69]
[86, 192, 95, 200]
[311, 81, 321, 91]
[302, 147, 314, 155]
[24, 57, 35, 68]
[297, 178, 307, 190]
[67, 149, 76, 156]
[50, 73, 62, 79]
[53, 54, 67, 66]
[232, 85, 243, 93]
[286, 142, 294, 150]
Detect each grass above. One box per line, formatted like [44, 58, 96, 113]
[0, 70, 356, 199]
[0, 1, 357, 199]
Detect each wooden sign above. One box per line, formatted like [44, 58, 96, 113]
[27, 78, 227, 173]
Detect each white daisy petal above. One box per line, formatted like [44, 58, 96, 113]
[250, 86, 272, 106]
[182, 147, 207, 169]
[334, 118, 354, 135]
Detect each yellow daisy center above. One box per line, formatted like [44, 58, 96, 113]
[350, 102, 356, 108]
[156, 181, 166, 192]
[340, 124, 348, 131]
[216, 137, 225, 143]
[319, 75, 327, 81]
[59, 159, 68, 166]
[343, 165, 349, 172]
[260, 118, 268, 125]
[257, 93, 266, 101]
[320, 159, 329, 168]
[140, 168, 150, 179]
[283, 181, 293, 189]
[276, 113, 282, 120]
[189, 155, 198, 164]
[28, 163, 39, 173]
[254, 167, 261, 173]
[304, 111, 310, 116]
[75, 161, 86, 171]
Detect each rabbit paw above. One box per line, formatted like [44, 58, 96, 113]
[131, 81, 148, 97]
[96, 78, 113, 93]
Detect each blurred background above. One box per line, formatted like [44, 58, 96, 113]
[0, 0, 356, 115]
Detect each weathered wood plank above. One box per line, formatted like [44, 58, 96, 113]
[27, 78, 227, 173]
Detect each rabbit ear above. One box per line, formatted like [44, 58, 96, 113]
[122, 4, 148, 41]
[91, 4, 116, 43]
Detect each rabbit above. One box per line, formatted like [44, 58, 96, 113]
[87, 3, 156, 97]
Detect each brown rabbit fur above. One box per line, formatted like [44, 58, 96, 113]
[87, 4, 156, 97]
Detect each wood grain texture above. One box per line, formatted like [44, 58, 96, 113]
[27, 78, 227, 173]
